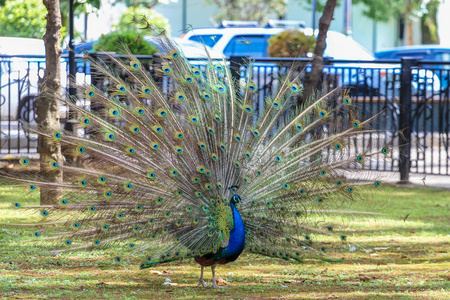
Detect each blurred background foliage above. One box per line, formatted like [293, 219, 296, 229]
[93, 30, 158, 54]
[0, 0, 47, 39]
[268, 30, 316, 57]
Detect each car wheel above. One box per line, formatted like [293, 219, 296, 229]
[18, 95, 37, 123]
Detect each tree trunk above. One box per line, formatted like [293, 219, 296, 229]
[406, 18, 413, 45]
[302, 0, 337, 105]
[36, 0, 64, 205]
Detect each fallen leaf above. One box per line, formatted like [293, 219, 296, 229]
[320, 268, 328, 274]
[401, 255, 408, 258]
[216, 277, 227, 286]
[370, 253, 379, 257]
[150, 270, 163, 275]
[328, 294, 339, 299]
[162, 282, 178, 286]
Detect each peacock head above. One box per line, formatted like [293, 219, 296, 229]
[230, 194, 242, 206]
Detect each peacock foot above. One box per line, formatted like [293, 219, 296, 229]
[196, 279, 208, 288]
[211, 281, 224, 288]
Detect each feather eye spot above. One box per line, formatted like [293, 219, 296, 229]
[327, 226, 333, 231]
[336, 180, 342, 186]
[34, 232, 40, 237]
[353, 121, 360, 128]
[134, 226, 140, 231]
[341, 235, 346, 240]
[77, 146, 85, 154]
[291, 84, 300, 92]
[59, 199, 67, 206]
[186, 206, 192, 212]
[318, 198, 323, 203]
[348, 187, 353, 193]
[305, 236, 310, 240]
[41, 210, 48, 217]
[19, 157, 29, 166]
[211, 153, 217, 160]
[320, 170, 326, 176]
[73, 222, 79, 228]
[138, 109, 144, 114]
[90, 206, 95, 211]
[95, 240, 100, 245]
[275, 156, 282, 162]
[319, 110, 327, 118]
[273, 102, 280, 108]
[66, 240, 71, 246]
[374, 181, 381, 187]
[382, 147, 389, 154]
[296, 124, 302, 131]
[234, 161, 240, 168]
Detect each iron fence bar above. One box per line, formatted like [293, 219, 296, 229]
[399, 58, 419, 182]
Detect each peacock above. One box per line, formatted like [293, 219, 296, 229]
[0, 35, 391, 288]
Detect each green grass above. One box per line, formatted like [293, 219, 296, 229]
[0, 185, 449, 299]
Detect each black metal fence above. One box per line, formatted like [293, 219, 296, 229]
[1, 54, 449, 180]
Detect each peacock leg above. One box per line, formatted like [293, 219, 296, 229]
[211, 264, 222, 288]
[196, 266, 208, 287]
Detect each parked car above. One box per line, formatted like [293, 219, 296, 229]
[374, 45, 450, 66]
[375, 45, 450, 90]
[183, 24, 440, 98]
[0, 37, 46, 123]
[0, 37, 46, 151]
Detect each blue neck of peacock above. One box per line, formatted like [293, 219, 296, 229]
[224, 199, 246, 257]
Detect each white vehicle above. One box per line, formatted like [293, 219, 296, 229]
[0, 37, 46, 123]
[182, 25, 440, 98]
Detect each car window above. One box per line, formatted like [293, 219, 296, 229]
[433, 51, 450, 61]
[188, 35, 222, 47]
[392, 51, 427, 59]
[223, 35, 268, 57]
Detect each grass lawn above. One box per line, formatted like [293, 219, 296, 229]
[0, 185, 449, 299]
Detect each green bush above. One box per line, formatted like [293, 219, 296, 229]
[268, 30, 316, 58]
[93, 30, 158, 55]
[0, 0, 46, 39]
[116, 6, 171, 35]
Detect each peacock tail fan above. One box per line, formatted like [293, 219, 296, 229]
[0, 35, 393, 268]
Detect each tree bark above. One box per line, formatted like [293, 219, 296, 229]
[36, 0, 63, 205]
[302, 0, 337, 105]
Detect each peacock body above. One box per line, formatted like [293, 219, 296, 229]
[1, 36, 390, 287]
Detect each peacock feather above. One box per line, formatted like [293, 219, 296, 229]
[0, 36, 392, 288]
